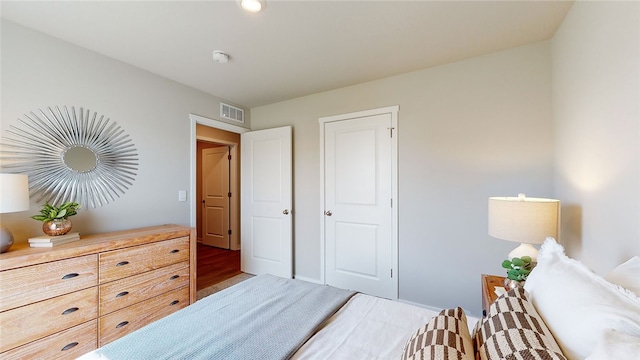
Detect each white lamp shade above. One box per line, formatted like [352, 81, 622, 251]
[488, 194, 559, 245]
[0, 174, 30, 213]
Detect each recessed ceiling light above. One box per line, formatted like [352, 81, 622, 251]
[239, 0, 265, 13]
[212, 50, 229, 63]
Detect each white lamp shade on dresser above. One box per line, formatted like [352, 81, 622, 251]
[0, 174, 30, 213]
[0, 173, 30, 253]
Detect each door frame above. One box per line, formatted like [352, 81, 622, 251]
[189, 114, 248, 250]
[318, 106, 399, 297]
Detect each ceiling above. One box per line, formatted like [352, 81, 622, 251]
[1, 1, 574, 109]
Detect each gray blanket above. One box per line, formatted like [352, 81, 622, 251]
[91, 274, 356, 360]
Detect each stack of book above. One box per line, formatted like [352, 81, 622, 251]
[29, 232, 81, 248]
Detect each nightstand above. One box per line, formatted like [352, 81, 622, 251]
[481, 274, 506, 317]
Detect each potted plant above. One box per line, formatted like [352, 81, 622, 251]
[32, 202, 80, 236]
[501, 256, 533, 289]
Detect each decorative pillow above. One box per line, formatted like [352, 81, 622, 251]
[473, 287, 567, 360]
[585, 329, 640, 360]
[606, 256, 640, 295]
[523, 238, 640, 360]
[401, 307, 474, 360]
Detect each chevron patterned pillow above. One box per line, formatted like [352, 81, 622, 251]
[401, 307, 474, 360]
[473, 287, 567, 360]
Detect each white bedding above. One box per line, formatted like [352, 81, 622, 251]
[292, 293, 479, 360]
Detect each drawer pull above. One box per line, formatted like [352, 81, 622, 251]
[116, 261, 130, 267]
[116, 291, 129, 298]
[170, 249, 180, 254]
[116, 321, 129, 329]
[170, 275, 179, 280]
[62, 273, 79, 280]
[170, 300, 180, 306]
[62, 307, 79, 315]
[61, 342, 79, 351]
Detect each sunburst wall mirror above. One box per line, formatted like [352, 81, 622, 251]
[0, 106, 139, 208]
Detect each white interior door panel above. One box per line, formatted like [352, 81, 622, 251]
[202, 146, 230, 249]
[321, 107, 398, 299]
[241, 126, 292, 278]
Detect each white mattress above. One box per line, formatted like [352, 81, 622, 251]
[292, 293, 479, 360]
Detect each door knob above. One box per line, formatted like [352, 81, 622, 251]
[283, 209, 289, 215]
[325, 210, 332, 216]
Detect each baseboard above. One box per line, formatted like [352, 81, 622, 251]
[395, 298, 442, 313]
[293, 275, 323, 284]
[396, 298, 478, 322]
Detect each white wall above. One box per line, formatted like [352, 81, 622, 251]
[552, 1, 640, 274]
[0, 20, 248, 241]
[251, 41, 554, 315]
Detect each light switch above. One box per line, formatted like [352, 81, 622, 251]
[178, 190, 187, 202]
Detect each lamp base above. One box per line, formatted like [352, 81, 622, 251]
[0, 225, 15, 253]
[508, 243, 539, 261]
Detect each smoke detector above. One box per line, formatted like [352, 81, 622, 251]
[212, 51, 229, 63]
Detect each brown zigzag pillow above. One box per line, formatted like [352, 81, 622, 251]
[473, 287, 567, 360]
[401, 307, 474, 360]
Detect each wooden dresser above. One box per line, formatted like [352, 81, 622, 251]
[0, 224, 196, 359]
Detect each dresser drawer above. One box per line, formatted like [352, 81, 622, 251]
[99, 261, 189, 316]
[0, 319, 97, 360]
[99, 286, 189, 346]
[99, 237, 189, 283]
[0, 255, 98, 312]
[0, 287, 98, 352]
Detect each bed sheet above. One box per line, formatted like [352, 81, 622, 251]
[292, 293, 479, 360]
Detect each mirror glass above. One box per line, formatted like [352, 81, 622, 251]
[64, 146, 98, 172]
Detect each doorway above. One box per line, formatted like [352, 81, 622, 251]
[193, 118, 245, 290]
[195, 128, 240, 250]
[190, 114, 293, 286]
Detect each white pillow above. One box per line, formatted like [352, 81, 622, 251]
[585, 329, 640, 360]
[606, 256, 640, 295]
[523, 238, 640, 360]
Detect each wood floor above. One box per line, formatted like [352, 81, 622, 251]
[196, 242, 242, 291]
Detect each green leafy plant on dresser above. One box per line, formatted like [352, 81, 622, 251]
[31, 202, 80, 222]
[31, 202, 80, 236]
[501, 256, 533, 282]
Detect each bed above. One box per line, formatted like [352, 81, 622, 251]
[79, 238, 640, 360]
[79, 273, 476, 360]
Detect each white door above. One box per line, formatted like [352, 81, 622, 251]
[202, 146, 230, 249]
[241, 126, 293, 278]
[321, 106, 398, 299]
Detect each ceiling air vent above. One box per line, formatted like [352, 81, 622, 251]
[220, 103, 244, 123]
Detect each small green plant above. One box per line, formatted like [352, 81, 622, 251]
[31, 202, 80, 222]
[501, 256, 533, 281]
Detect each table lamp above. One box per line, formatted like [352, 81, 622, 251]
[0, 173, 30, 253]
[488, 193, 559, 261]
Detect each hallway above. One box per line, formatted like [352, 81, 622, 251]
[196, 243, 241, 290]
